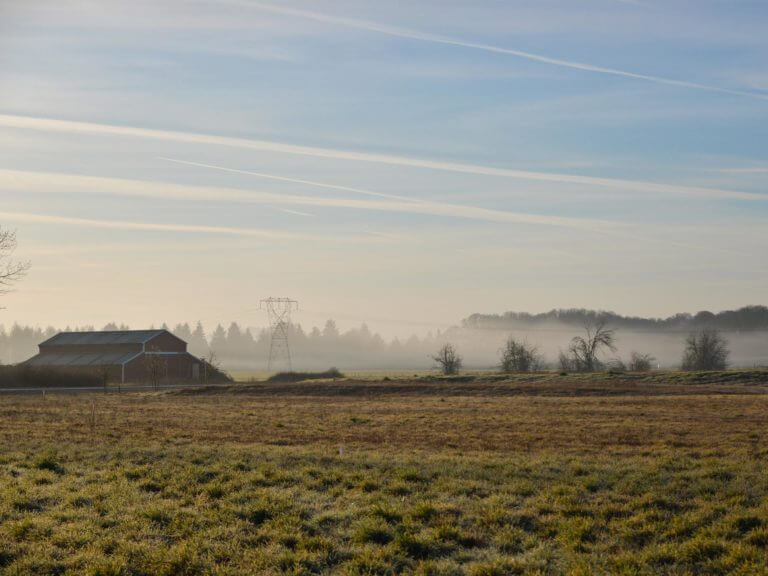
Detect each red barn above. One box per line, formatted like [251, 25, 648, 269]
[24, 330, 203, 384]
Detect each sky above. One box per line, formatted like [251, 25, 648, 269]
[1, 0, 767, 338]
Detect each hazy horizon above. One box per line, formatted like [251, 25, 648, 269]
[3, 305, 767, 370]
[2, 1, 767, 338]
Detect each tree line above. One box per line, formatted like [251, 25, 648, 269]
[432, 321, 734, 375]
[463, 306, 768, 332]
[0, 320, 451, 370]
[0, 317, 760, 372]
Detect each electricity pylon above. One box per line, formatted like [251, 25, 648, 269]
[260, 297, 299, 372]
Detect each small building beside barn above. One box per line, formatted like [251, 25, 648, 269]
[24, 329, 202, 384]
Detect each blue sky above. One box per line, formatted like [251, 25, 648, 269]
[1, 0, 767, 336]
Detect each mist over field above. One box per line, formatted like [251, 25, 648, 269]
[439, 326, 768, 370]
[4, 306, 766, 371]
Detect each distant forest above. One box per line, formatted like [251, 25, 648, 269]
[0, 320, 448, 371]
[463, 305, 768, 332]
[2, 305, 766, 370]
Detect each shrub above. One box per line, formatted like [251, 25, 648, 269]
[199, 359, 233, 383]
[628, 352, 656, 372]
[605, 358, 627, 374]
[268, 368, 344, 382]
[498, 338, 543, 373]
[682, 330, 730, 371]
[431, 344, 462, 375]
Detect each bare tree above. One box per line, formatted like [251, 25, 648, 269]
[499, 337, 542, 373]
[431, 343, 462, 375]
[201, 350, 221, 384]
[628, 352, 656, 372]
[557, 351, 575, 373]
[144, 348, 167, 390]
[682, 329, 729, 371]
[96, 365, 111, 393]
[562, 320, 617, 372]
[206, 350, 221, 371]
[0, 228, 30, 298]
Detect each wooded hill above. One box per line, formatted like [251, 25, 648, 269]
[463, 305, 768, 332]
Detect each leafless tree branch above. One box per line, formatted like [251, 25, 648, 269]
[0, 228, 31, 296]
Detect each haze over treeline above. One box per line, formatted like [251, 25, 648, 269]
[464, 306, 768, 332]
[2, 306, 767, 371]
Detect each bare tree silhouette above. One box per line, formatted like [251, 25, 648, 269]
[682, 329, 729, 371]
[432, 343, 462, 375]
[560, 320, 617, 372]
[0, 227, 30, 298]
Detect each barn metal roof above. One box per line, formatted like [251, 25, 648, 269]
[40, 330, 173, 347]
[26, 350, 200, 368]
[26, 350, 141, 367]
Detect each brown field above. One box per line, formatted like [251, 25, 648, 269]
[1, 374, 768, 574]
[4, 380, 768, 455]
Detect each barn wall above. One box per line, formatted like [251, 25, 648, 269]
[124, 353, 201, 383]
[23, 363, 123, 385]
[145, 333, 187, 353]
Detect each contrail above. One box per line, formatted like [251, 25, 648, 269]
[0, 210, 377, 242]
[0, 211, 300, 238]
[3, 171, 758, 259]
[159, 156, 768, 214]
[275, 207, 316, 217]
[0, 168, 616, 232]
[159, 157, 415, 202]
[1, 113, 763, 202]
[156, 159, 766, 258]
[242, 1, 768, 102]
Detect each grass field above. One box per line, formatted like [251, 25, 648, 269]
[1, 373, 768, 575]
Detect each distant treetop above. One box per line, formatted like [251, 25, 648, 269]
[462, 305, 768, 332]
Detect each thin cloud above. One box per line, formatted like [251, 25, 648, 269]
[706, 167, 768, 174]
[275, 207, 316, 217]
[0, 210, 303, 239]
[154, 161, 765, 260]
[1, 114, 764, 202]
[242, 1, 768, 102]
[21, 241, 247, 257]
[0, 168, 615, 232]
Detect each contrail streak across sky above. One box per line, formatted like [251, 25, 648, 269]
[1, 114, 764, 202]
[242, 1, 768, 102]
[0, 168, 616, 232]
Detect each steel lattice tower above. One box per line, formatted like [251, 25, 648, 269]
[260, 297, 299, 371]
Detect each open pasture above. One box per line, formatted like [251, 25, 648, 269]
[1, 376, 768, 575]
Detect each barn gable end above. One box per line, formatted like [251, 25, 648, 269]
[25, 329, 201, 384]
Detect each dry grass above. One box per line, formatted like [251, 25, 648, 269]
[4, 391, 767, 456]
[1, 376, 768, 574]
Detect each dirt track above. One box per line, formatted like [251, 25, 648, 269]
[175, 371, 768, 397]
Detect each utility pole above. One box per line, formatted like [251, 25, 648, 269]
[260, 297, 299, 372]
